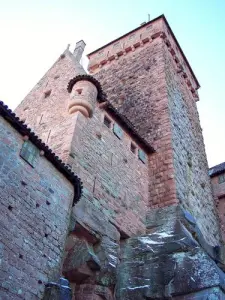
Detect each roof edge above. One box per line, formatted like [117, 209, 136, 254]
[209, 162, 225, 177]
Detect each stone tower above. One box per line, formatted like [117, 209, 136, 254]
[15, 15, 225, 299]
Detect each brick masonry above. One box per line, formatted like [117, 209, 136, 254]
[0, 116, 74, 299]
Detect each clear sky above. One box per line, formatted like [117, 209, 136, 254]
[0, 0, 224, 167]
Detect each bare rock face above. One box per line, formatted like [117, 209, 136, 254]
[115, 217, 225, 300]
[95, 236, 119, 287]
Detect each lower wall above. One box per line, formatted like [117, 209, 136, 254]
[0, 117, 74, 299]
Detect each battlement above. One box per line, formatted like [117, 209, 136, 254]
[88, 15, 200, 100]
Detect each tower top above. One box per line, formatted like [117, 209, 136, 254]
[88, 15, 200, 91]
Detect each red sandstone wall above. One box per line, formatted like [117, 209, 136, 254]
[16, 50, 149, 237]
[91, 30, 177, 210]
[15, 50, 86, 162]
[68, 108, 149, 237]
[0, 117, 74, 299]
[90, 18, 220, 245]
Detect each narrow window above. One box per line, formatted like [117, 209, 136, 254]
[20, 140, 39, 167]
[130, 142, 137, 154]
[103, 116, 111, 128]
[44, 89, 51, 98]
[113, 123, 123, 139]
[138, 149, 147, 164]
[76, 88, 82, 95]
[219, 174, 225, 184]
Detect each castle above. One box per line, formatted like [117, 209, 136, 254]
[1, 14, 225, 299]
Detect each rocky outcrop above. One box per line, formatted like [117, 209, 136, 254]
[116, 207, 225, 299]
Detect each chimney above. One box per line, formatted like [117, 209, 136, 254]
[73, 40, 86, 62]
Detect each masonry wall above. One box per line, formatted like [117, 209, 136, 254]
[92, 35, 178, 210]
[163, 41, 221, 245]
[211, 174, 225, 241]
[90, 19, 220, 245]
[68, 108, 149, 237]
[16, 51, 149, 238]
[0, 117, 74, 300]
[15, 50, 85, 162]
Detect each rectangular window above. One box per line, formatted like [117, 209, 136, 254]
[103, 115, 111, 128]
[219, 174, 225, 184]
[138, 149, 147, 164]
[20, 140, 39, 167]
[113, 123, 123, 139]
[130, 142, 137, 154]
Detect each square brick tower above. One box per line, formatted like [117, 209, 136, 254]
[15, 15, 225, 299]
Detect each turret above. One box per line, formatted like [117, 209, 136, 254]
[67, 75, 105, 118]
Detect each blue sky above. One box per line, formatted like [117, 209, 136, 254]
[0, 0, 224, 167]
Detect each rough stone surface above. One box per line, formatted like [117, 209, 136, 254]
[211, 173, 225, 242]
[164, 39, 220, 246]
[116, 220, 225, 300]
[0, 117, 74, 299]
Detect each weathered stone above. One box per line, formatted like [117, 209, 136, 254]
[0, 117, 74, 299]
[75, 284, 114, 300]
[95, 236, 120, 287]
[63, 236, 100, 282]
[116, 222, 225, 299]
[72, 198, 120, 241]
[43, 278, 72, 300]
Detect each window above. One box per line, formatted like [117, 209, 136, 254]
[44, 89, 51, 98]
[76, 88, 82, 95]
[130, 142, 136, 154]
[20, 140, 39, 167]
[103, 116, 111, 128]
[219, 174, 225, 184]
[113, 123, 123, 139]
[138, 149, 147, 164]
